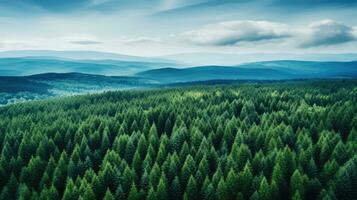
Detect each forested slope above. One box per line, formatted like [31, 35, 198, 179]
[0, 80, 356, 200]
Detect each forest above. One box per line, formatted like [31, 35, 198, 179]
[0, 80, 356, 200]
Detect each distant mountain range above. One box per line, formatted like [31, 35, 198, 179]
[160, 52, 357, 65]
[137, 66, 290, 83]
[1, 59, 357, 105]
[137, 60, 357, 83]
[1, 50, 357, 105]
[0, 50, 173, 63]
[0, 57, 179, 76]
[0, 72, 159, 105]
[1, 54, 357, 81]
[3, 50, 357, 66]
[0, 72, 156, 94]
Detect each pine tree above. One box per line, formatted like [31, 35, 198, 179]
[128, 183, 140, 200]
[216, 177, 228, 200]
[185, 176, 198, 200]
[20, 156, 45, 189]
[292, 192, 302, 200]
[0, 174, 18, 200]
[81, 184, 95, 200]
[331, 141, 349, 165]
[226, 168, 238, 199]
[334, 156, 357, 200]
[156, 175, 168, 200]
[103, 188, 115, 200]
[149, 124, 159, 150]
[17, 184, 31, 200]
[62, 179, 79, 200]
[290, 170, 304, 198]
[99, 162, 117, 192]
[238, 162, 253, 199]
[39, 185, 60, 200]
[52, 152, 68, 194]
[258, 177, 271, 200]
[181, 155, 196, 187]
[170, 176, 181, 200]
[146, 187, 157, 200]
[149, 163, 161, 189]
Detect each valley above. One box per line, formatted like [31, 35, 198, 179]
[1, 56, 357, 106]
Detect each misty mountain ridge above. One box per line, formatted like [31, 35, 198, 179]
[137, 60, 357, 83]
[1, 59, 357, 105]
[160, 52, 357, 65]
[0, 57, 179, 76]
[0, 50, 174, 63]
[1, 55, 356, 81]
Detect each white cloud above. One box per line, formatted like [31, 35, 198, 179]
[180, 20, 291, 46]
[160, 0, 205, 10]
[299, 20, 357, 47]
[71, 40, 102, 45]
[120, 37, 163, 44]
[179, 19, 357, 48]
[60, 34, 103, 45]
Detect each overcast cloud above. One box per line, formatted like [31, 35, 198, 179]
[180, 20, 290, 46]
[0, 0, 357, 56]
[299, 20, 357, 48]
[179, 20, 357, 49]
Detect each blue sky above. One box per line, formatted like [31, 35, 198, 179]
[0, 0, 356, 56]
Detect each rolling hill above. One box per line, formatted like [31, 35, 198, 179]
[0, 73, 158, 105]
[160, 52, 357, 65]
[137, 60, 357, 83]
[0, 72, 157, 93]
[2, 59, 357, 105]
[136, 66, 293, 83]
[0, 57, 179, 76]
[0, 50, 173, 63]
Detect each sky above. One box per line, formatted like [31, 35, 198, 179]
[0, 0, 357, 57]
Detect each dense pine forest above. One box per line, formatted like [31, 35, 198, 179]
[0, 80, 356, 200]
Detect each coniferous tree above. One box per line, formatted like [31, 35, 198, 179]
[156, 176, 168, 200]
[216, 177, 228, 200]
[62, 179, 79, 200]
[128, 183, 140, 200]
[0, 81, 356, 200]
[185, 176, 198, 200]
[103, 188, 115, 200]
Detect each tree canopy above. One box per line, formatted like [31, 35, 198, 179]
[0, 80, 356, 200]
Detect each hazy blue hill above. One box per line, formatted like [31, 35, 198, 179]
[0, 50, 173, 63]
[0, 57, 178, 76]
[0, 72, 158, 105]
[0, 72, 156, 93]
[2, 59, 357, 105]
[239, 60, 357, 77]
[27, 72, 156, 85]
[137, 61, 357, 83]
[137, 65, 295, 83]
[160, 52, 357, 65]
[0, 76, 49, 93]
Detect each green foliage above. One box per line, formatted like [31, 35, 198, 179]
[0, 80, 356, 199]
[103, 188, 115, 200]
[334, 155, 357, 200]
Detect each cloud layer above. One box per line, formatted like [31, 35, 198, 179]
[71, 40, 103, 45]
[181, 20, 290, 46]
[1, 0, 356, 13]
[0, 0, 157, 13]
[300, 20, 357, 48]
[180, 20, 357, 48]
[120, 37, 163, 45]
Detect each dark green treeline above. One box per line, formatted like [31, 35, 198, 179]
[0, 80, 356, 200]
